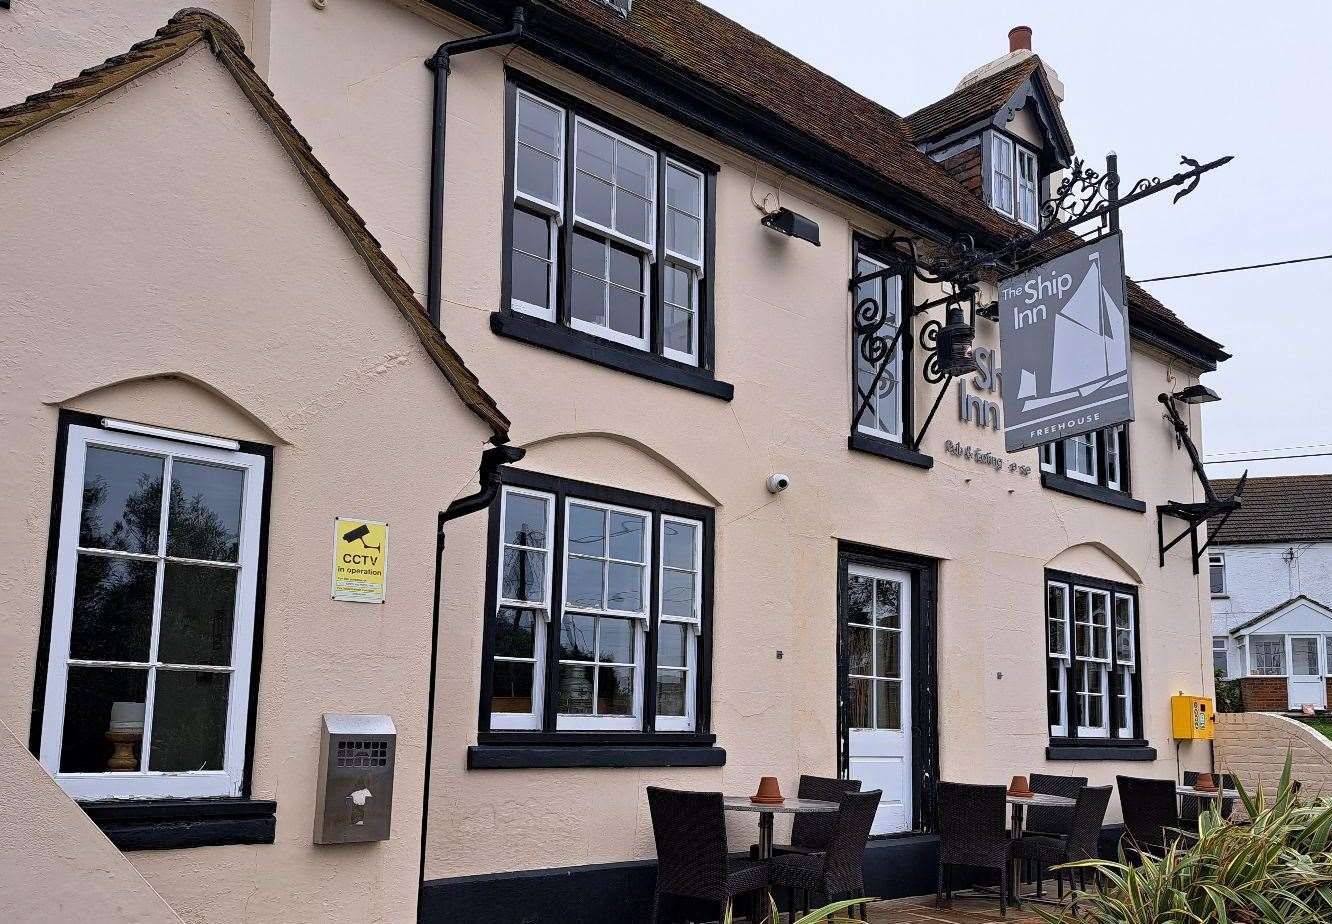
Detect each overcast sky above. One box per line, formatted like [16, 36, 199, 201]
[703, 1, 1332, 479]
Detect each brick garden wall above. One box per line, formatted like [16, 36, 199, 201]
[1238, 676, 1287, 711]
[1215, 712, 1332, 801]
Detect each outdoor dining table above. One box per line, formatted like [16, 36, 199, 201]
[722, 795, 839, 859]
[1006, 791, 1075, 906]
[1176, 785, 1240, 801]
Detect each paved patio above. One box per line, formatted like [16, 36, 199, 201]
[863, 894, 1052, 924]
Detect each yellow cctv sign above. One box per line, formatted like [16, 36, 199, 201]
[332, 517, 388, 603]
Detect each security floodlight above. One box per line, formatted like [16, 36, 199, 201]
[1170, 385, 1220, 405]
[760, 208, 821, 246]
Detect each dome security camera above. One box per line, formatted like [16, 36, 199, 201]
[766, 473, 791, 494]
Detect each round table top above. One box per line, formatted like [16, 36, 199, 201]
[1005, 792, 1076, 807]
[1176, 785, 1240, 799]
[722, 796, 838, 814]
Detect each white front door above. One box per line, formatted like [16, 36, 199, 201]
[845, 564, 912, 835]
[1288, 635, 1326, 711]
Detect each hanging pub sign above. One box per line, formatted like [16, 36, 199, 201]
[997, 233, 1133, 453]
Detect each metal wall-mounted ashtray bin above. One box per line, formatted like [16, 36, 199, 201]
[314, 714, 396, 844]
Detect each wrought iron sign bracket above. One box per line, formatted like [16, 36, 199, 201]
[1155, 392, 1247, 573]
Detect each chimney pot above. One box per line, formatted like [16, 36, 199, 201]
[1009, 25, 1032, 53]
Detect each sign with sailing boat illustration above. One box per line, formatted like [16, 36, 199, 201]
[997, 234, 1133, 453]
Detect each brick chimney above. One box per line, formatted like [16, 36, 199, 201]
[1008, 26, 1032, 53]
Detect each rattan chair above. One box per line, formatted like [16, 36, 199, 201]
[768, 789, 881, 922]
[1116, 776, 1181, 860]
[1180, 770, 1235, 824]
[766, 775, 863, 856]
[936, 782, 1013, 917]
[1012, 785, 1111, 899]
[1024, 773, 1088, 836]
[647, 787, 769, 923]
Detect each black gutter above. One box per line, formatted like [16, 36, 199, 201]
[424, 6, 527, 328]
[417, 442, 525, 914]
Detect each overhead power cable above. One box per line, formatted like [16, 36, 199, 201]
[1202, 451, 1332, 465]
[1138, 252, 1332, 283]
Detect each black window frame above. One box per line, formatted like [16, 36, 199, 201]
[847, 235, 933, 470]
[1045, 569, 1154, 761]
[471, 468, 720, 769]
[1039, 425, 1145, 512]
[493, 71, 732, 401]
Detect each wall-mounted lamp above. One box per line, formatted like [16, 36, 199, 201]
[760, 207, 821, 246]
[1168, 385, 1220, 405]
[939, 303, 979, 376]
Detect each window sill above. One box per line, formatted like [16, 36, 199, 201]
[80, 797, 276, 850]
[490, 311, 734, 400]
[1046, 742, 1156, 762]
[468, 743, 726, 769]
[848, 432, 934, 470]
[1041, 473, 1146, 512]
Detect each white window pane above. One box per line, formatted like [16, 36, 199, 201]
[663, 520, 697, 569]
[565, 557, 604, 608]
[616, 143, 653, 198]
[149, 670, 229, 772]
[495, 606, 539, 659]
[664, 265, 696, 357]
[492, 660, 535, 714]
[658, 623, 688, 668]
[608, 286, 644, 338]
[517, 95, 562, 157]
[502, 548, 547, 602]
[560, 613, 596, 660]
[168, 461, 244, 562]
[70, 555, 156, 661]
[667, 209, 701, 261]
[576, 171, 614, 227]
[597, 666, 635, 715]
[606, 561, 644, 612]
[1046, 583, 1068, 657]
[515, 95, 563, 205]
[60, 666, 149, 772]
[511, 208, 554, 312]
[516, 146, 560, 206]
[656, 669, 687, 716]
[576, 124, 615, 180]
[597, 616, 635, 664]
[568, 503, 605, 555]
[159, 562, 237, 665]
[504, 492, 550, 548]
[614, 188, 651, 241]
[1293, 637, 1320, 676]
[80, 447, 164, 553]
[662, 569, 696, 618]
[558, 664, 594, 713]
[666, 163, 702, 216]
[609, 511, 645, 562]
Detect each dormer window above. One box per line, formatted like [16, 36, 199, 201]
[988, 132, 1040, 230]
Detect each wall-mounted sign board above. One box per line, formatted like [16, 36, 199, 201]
[998, 233, 1133, 453]
[332, 517, 387, 603]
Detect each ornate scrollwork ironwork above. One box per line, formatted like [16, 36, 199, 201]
[1040, 157, 1110, 225]
[919, 318, 945, 384]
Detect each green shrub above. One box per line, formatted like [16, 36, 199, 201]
[723, 896, 868, 923]
[1037, 752, 1332, 923]
[1215, 668, 1242, 714]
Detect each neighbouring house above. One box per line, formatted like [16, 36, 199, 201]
[1209, 475, 1332, 711]
[0, 4, 1229, 923]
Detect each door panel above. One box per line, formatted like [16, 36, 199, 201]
[845, 563, 911, 835]
[1288, 635, 1325, 711]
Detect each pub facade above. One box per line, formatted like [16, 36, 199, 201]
[0, 2, 1228, 921]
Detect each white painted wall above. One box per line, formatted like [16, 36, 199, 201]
[1211, 542, 1332, 674]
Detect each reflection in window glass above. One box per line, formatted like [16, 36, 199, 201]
[852, 255, 902, 440]
[149, 670, 229, 772]
[69, 555, 156, 662]
[167, 461, 243, 562]
[79, 447, 163, 554]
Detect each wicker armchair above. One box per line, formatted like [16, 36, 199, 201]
[772, 775, 863, 855]
[1181, 770, 1235, 824]
[768, 789, 881, 922]
[1024, 773, 1088, 836]
[1116, 776, 1181, 860]
[1012, 785, 1111, 899]
[936, 782, 1012, 917]
[647, 787, 769, 923]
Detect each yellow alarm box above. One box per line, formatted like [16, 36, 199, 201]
[1171, 695, 1214, 740]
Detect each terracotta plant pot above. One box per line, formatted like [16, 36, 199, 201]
[751, 776, 785, 804]
[1194, 772, 1217, 792]
[1008, 775, 1033, 797]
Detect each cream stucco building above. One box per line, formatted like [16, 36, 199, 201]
[0, 3, 1229, 922]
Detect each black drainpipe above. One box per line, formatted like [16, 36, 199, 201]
[417, 441, 525, 915]
[424, 6, 527, 329]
